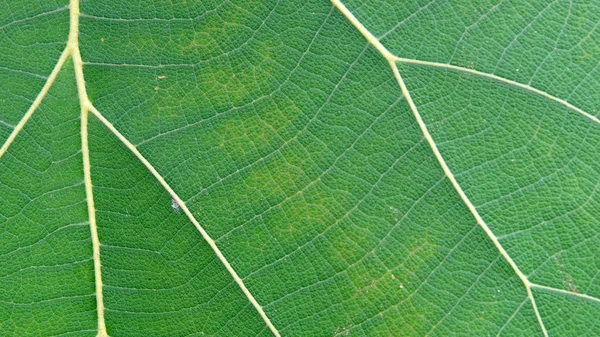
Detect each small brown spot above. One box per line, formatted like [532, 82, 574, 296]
[154, 86, 159, 91]
[158, 75, 166, 79]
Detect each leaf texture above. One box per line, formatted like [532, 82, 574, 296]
[0, 0, 598, 336]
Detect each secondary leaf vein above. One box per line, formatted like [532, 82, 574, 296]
[88, 104, 281, 337]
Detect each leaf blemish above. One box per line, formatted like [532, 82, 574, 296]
[171, 198, 181, 213]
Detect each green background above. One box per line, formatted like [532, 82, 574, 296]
[0, 0, 598, 336]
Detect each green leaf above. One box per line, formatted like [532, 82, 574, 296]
[1, 0, 598, 336]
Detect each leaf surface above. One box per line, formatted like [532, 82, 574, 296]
[0, 0, 599, 336]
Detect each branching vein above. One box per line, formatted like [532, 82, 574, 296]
[68, 0, 108, 335]
[87, 104, 281, 337]
[531, 283, 600, 304]
[395, 57, 600, 125]
[328, 0, 592, 335]
[3, 0, 597, 336]
[329, 0, 599, 126]
[2, 0, 283, 334]
[0, 48, 70, 160]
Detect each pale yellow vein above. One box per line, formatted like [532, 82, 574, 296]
[392, 28, 551, 337]
[329, 0, 599, 126]
[88, 104, 281, 337]
[0, 48, 70, 160]
[0, 1, 110, 335]
[2, 1, 594, 336]
[395, 57, 600, 125]
[330, 0, 561, 335]
[531, 282, 600, 304]
[67, 0, 108, 336]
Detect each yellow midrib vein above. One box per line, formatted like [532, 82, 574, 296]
[0, 0, 281, 336]
[72, 0, 280, 336]
[68, 0, 108, 336]
[0, 3, 108, 336]
[389, 59, 548, 336]
[328, 0, 596, 336]
[329, 0, 599, 127]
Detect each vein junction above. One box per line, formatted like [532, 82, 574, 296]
[0, 0, 280, 336]
[331, 0, 598, 335]
[1, 0, 598, 336]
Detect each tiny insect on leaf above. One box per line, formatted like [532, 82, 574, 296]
[171, 198, 180, 213]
